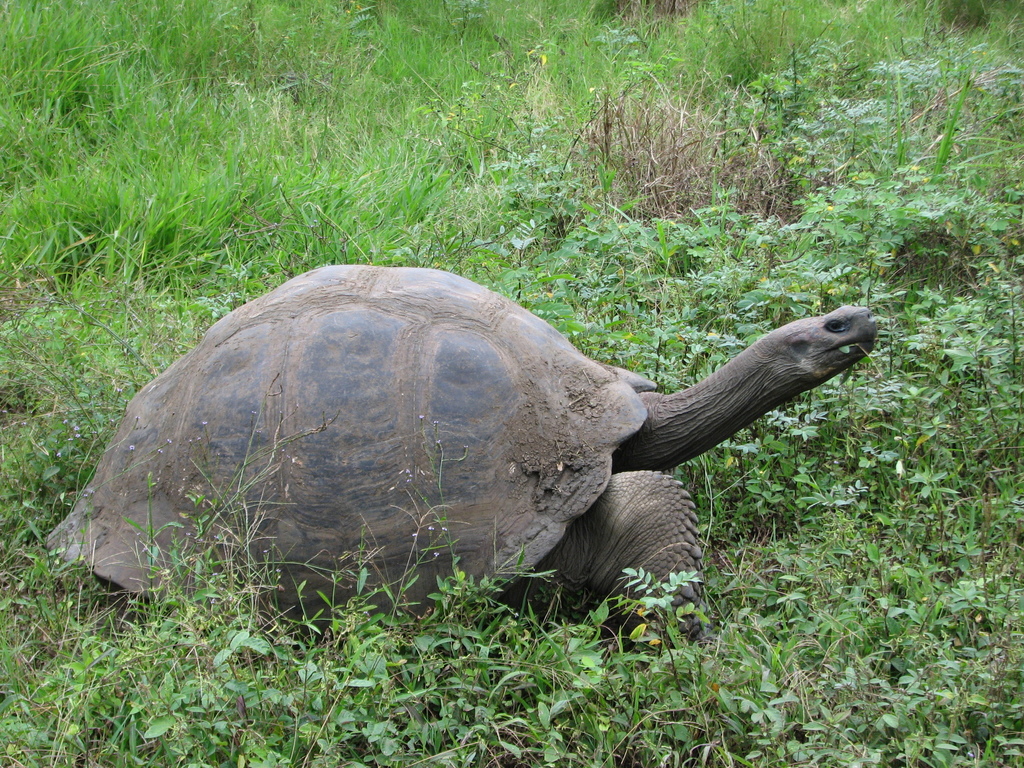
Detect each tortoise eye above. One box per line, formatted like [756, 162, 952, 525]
[825, 318, 850, 333]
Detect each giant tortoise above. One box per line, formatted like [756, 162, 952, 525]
[48, 265, 876, 632]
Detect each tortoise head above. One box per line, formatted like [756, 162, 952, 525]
[761, 305, 876, 386]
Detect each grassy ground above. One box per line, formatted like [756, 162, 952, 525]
[2, 0, 1023, 765]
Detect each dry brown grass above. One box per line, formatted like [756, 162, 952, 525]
[585, 88, 800, 221]
[617, 0, 701, 17]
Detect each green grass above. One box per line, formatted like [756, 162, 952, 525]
[2, 0, 1024, 765]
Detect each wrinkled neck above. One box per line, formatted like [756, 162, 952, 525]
[613, 344, 805, 472]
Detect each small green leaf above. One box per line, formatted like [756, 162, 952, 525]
[878, 712, 900, 730]
[499, 740, 523, 757]
[865, 541, 881, 564]
[589, 601, 609, 625]
[144, 715, 176, 739]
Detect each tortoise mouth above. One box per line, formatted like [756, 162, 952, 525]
[833, 336, 875, 356]
[829, 310, 876, 356]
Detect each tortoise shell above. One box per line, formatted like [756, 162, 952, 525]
[50, 265, 652, 614]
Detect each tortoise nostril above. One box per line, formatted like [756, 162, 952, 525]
[825, 318, 850, 334]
